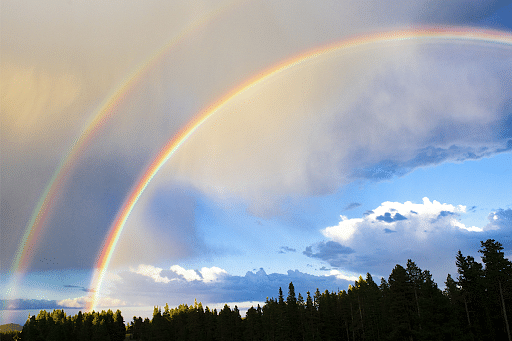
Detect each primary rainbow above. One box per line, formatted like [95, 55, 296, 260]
[87, 26, 512, 310]
[2, 0, 247, 321]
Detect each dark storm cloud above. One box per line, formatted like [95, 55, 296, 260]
[416, 0, 512, 25]
[19, 154, 142, 272]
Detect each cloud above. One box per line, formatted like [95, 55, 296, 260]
[328, 270, 359, 282]
[485, 208, 512, 230]
[344, 203, 362, 210]
[57, 296, 126, 309]
[198, 267, 229, 283]
[1, 299, 63, 311]
[384, 228, 397, 234]
[376, 212, 408, 223]
[324, 197, 480, 242]
[63, 285, 94, 293]
[132, 265, 228, 284]
[165, 36, 512, 217]
[2, 0, 511, 306]
[108, 265, 358, 308]
[318, 197, 508, 281]
[132, 264, 173, 284]
[303, 241, 355, 267]
[279, 246, 297, 254]
[0, 296, 125, 310]
[353, 143, 512, 181]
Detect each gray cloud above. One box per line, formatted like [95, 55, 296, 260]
[112, 266, 354, 308]
[279, 246, 297, 254]
[344, 203, 362, 210]
[2, 0, 511, 290]
[485, 208, 512, 230]
[63, 285, 95, 293]
[376, 212, 408, 223]
[303, 241, 355, 267]
[0, 299, 75, 311]
[384, 228, 397, 234]
[353, 142, 512, 182]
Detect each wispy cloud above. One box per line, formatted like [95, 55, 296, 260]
[63, 285, 95, 293]
[344, 203, 362, 210]
[278, 246, 297, 254]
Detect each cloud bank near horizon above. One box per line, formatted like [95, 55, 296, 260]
[308, 198, 512, 282]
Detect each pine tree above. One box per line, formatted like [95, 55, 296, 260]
[287, 282, 300, 341]
[387, 264, 415, 341]
[479, 239, 512, 341]
[456, 250, 490, 339]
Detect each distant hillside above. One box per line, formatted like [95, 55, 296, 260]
[0, 323, 23, 332]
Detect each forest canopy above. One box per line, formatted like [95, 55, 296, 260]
[14, 239, 512, 341]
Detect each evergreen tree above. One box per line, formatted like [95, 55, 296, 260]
[92, 313, 110, 341]
[287, 282, 300, 341]
[244, 306, 263, 341]
[387, 264, 415, 341]
[276, 287, 289, 341]
[406, 259, 423, 333]
[112, 309, 125, 341]
[479, 239, 512, 341]
[304, 291, 316, 341]
[456, 250, 490, 340]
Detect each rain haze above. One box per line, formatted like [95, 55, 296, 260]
[1, 0, 512, 325]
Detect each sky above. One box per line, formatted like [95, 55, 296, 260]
[1, 0, 512, 326]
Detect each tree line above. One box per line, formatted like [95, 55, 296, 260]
[19, 309, 125, 341]
[17, 239, 511, 341]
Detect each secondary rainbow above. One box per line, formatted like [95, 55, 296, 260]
[2, 0, 247, 322]
[87, 26, 512, 311]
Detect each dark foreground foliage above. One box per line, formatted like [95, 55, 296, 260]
[18, 239, 511, 341]
[20, 309, 125, 341]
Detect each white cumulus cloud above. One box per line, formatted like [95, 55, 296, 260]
[323, 197, 480, 242]
[200, 267, 228, 283]
[57, 296, 126, 308]
[170, 265, 202, 282]
[131, 264, 172, 283]
[317, 197, 490, 282]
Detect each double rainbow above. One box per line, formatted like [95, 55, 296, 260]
[87, 26, 512, 310]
